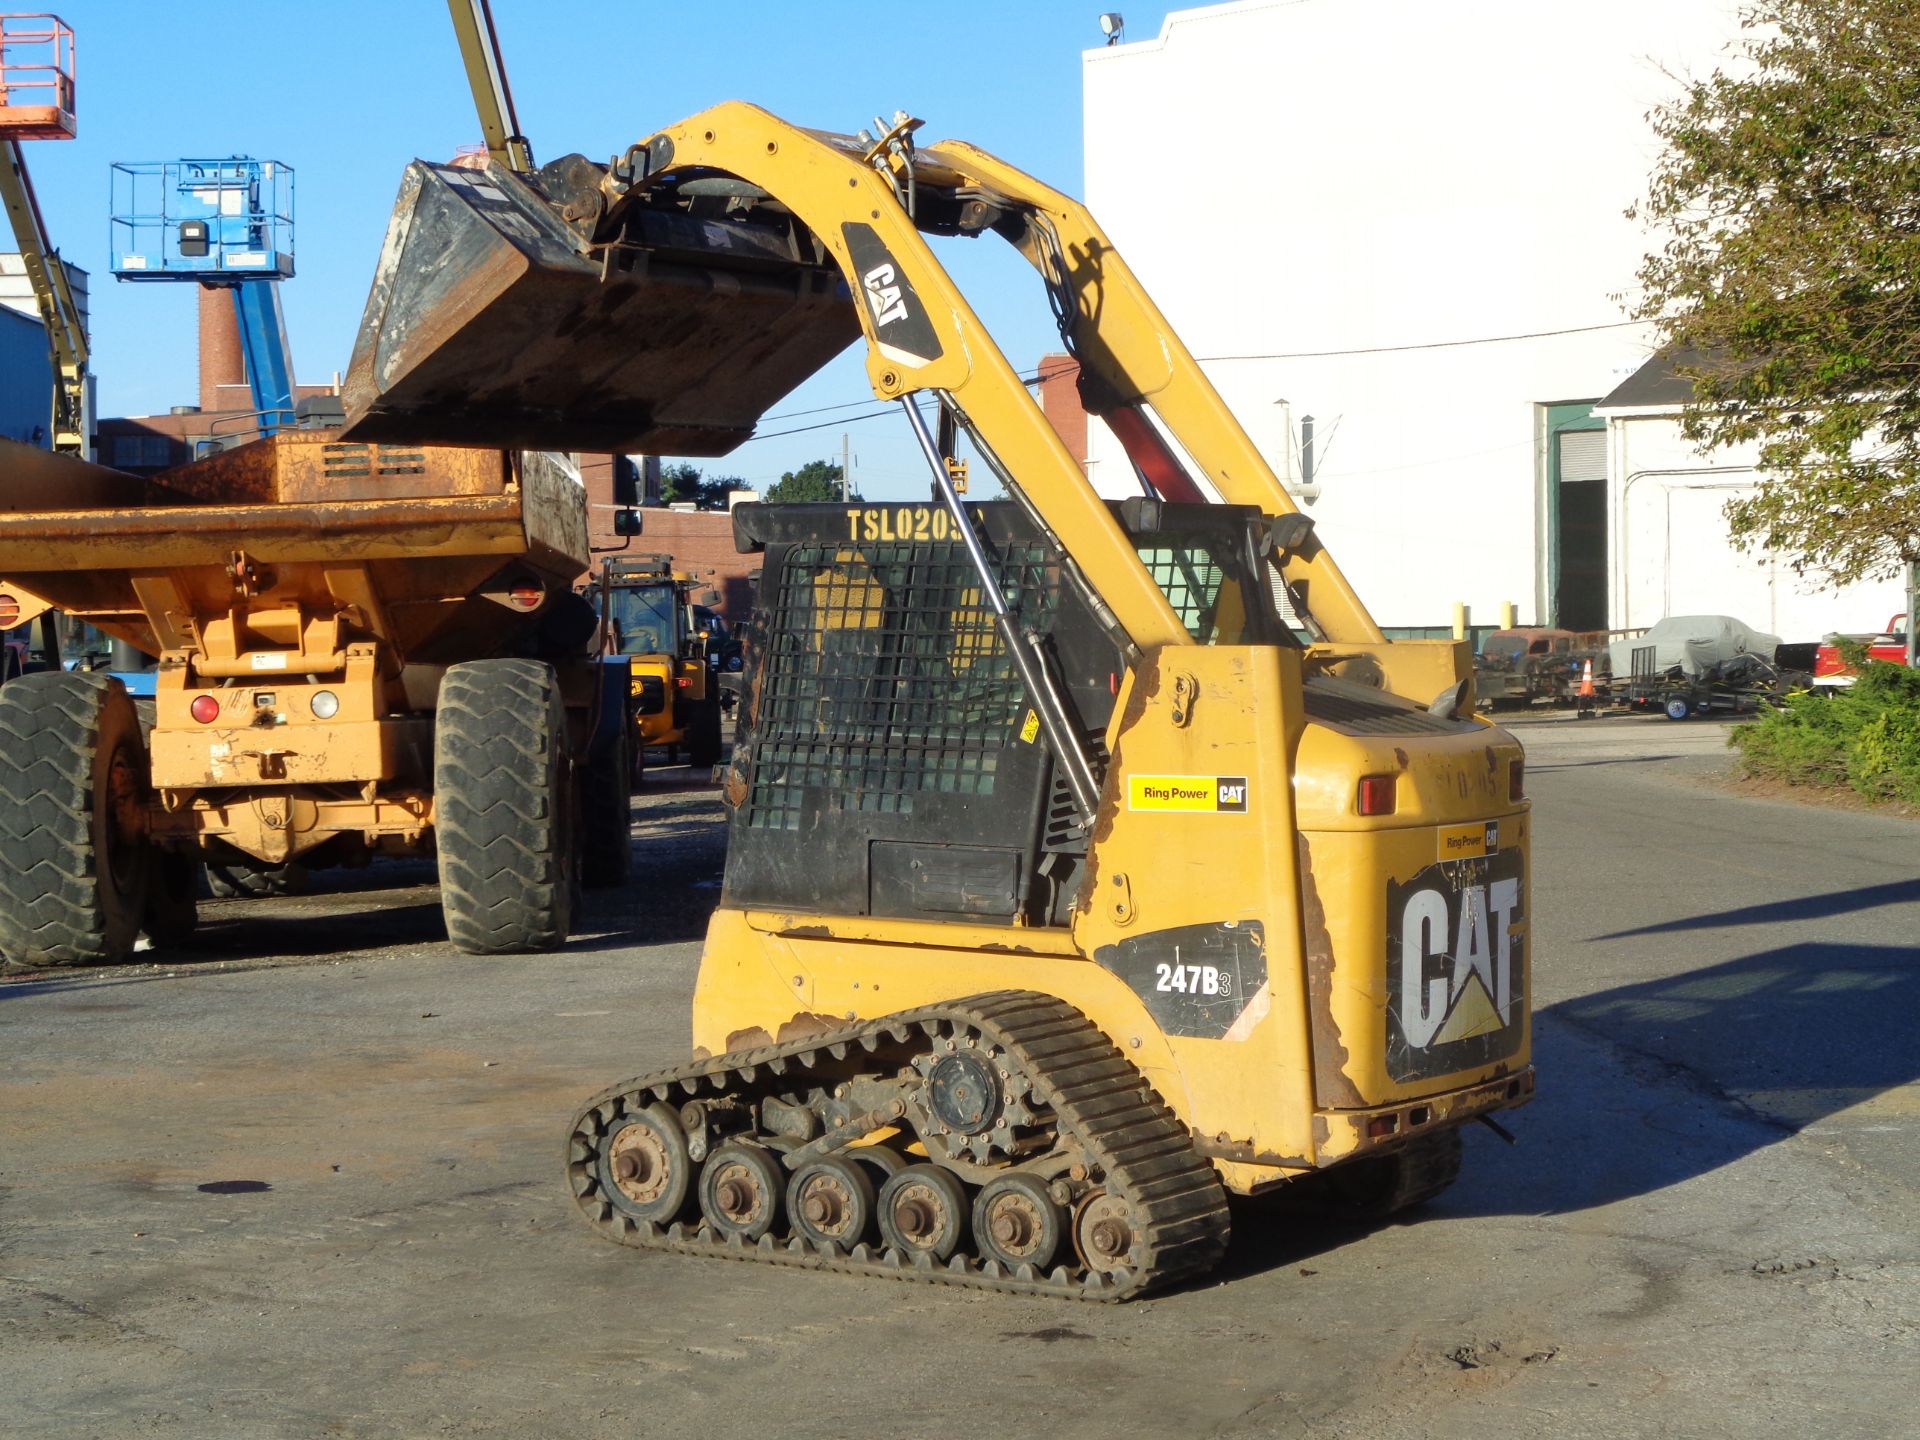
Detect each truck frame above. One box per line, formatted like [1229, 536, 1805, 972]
[0, 431, 627, 964]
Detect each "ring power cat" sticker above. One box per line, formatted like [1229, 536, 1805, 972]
[1126, 775, 1249, 813]
[1385, 843, 1525, 1082]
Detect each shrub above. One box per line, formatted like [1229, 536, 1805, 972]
[1732, 648, 1920, 802]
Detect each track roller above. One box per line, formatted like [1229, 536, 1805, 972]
[699, 1141, 785, 1241]
[786, 1157, 876, 1251]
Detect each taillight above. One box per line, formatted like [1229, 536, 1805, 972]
[507, 582, 543, 610]
[0, 593, 17, 629]
[675, 676, 691, 689]
[1509, 757, 1525, 801]
[1357, 774, 1397, 816]
[189, 694, 220, 724]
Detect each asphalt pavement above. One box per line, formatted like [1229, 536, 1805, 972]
[1, 730, 1915, 1440]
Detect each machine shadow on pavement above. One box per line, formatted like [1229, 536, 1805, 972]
[1592, 876, 1920, 938]
[1195, 934, 1919, 1288]
[1461, 940, 1917, 1218]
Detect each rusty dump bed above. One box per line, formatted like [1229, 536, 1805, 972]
[0, 433, 586, 661]
[340, 156, 859, 454]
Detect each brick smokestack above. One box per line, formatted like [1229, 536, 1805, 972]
[1035, 351, 1087, 470]
[198, 286, 245, 413]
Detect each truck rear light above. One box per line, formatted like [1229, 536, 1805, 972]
[1509, 757, 1525, 801]
[190, 694, 220, 724]
[1357, 774, 1396, 816]
[507, 582, 543, 610]
[1367, 1114, 1399, 1138]
[675, 676, 691, 688]
[310, 689, 340, 719]
[0, 593, 17, 628]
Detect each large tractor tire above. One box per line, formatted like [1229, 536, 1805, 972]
[579, 722, 633, 890]
[0, 673, 151, 966]
[205, 861, 309, 899]
[687, 697, 724, 770]
[434, 659, 575, 954]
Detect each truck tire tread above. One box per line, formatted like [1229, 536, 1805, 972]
[0, 672, 147, 966]
[435, 659, 573, 954]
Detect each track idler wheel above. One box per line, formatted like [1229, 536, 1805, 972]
[878, 1163, 969, 1262]
[1073, 1190, 1139, 1277]
[699, 1141, 785, 1241]
[598, 1103, 696, 1225]
[786, 1157, 877, 1252]
[973, 1174, 1066, 1272]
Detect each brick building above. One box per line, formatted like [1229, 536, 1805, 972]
[1034, 351, 1088, 469]
[96, 289, 339, 472]
[577, 448, 757, 619]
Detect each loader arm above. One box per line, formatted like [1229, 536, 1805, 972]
[920, 141, 1385, 646]
[609, 104, 1193, 653]
[0, 138, 88, 454]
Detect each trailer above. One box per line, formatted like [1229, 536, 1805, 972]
[0, 430, 628, 966]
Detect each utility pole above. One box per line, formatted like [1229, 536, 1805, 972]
[840, 432, 850, 501]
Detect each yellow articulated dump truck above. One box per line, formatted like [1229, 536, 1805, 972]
[0, 430, 631, 967]
[341, 103, 1533, 1297]
[594, 555, 725, 775]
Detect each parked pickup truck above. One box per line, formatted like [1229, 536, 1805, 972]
[1812, 614, 1910, 693]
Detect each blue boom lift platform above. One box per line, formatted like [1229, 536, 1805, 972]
[109, 156, 297, 434]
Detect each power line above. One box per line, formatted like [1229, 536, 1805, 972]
[746, 323, 1638, 439]
[1197, 320, 1643, 362]
[754, 362, 1076, 428]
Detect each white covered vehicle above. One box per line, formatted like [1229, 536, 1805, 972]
[1607, 615, 1781, 681]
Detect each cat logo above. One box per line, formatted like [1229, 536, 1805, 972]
[1384, 847, 1526, 1081]
[841, 222, 944, 365]
[862, 262, 909, 328]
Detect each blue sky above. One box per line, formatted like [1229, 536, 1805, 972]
[22, 1, 1173, 497]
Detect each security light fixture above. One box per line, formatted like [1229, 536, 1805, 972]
[1099, 12, 1124, 44]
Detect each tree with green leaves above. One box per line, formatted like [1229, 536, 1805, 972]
[658, 462, 745, 510]
[764, 459, 854, 504]
[1632, 0, 1920, 656]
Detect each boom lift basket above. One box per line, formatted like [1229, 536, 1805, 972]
[0, 14, 76, 140]
[340, 158, 860, 454]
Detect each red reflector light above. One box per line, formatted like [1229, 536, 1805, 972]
[1509, 757, 1525, 801]
[1367, 1115, 1399, 1138]
[189, 694, 220, 724]
[507, 583, 543, 610]
[0, 593, 17, 629]
[675, 676, 691, 688]
[1357, 774, 1397, 816]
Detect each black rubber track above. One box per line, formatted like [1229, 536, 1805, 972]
[1321, 1125, 1463, 1220]
[566, 990, 1232, 1300]
[0, 672, 149, 966]
[434, 659, 574, 954]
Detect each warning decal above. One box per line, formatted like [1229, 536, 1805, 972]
[1127, 775, 1249, 813]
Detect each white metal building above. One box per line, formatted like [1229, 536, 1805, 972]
[1079, 0, 1898, 639]
[1596, 353, 1901, 640]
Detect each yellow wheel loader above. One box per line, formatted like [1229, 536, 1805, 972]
[342, 104, 1533, 1297]
[595, 555, 725, 775]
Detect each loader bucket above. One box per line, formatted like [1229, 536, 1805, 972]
[340, 159, 861, 455]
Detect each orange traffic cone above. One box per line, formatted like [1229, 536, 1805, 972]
[1577, 659, 1595, 699]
